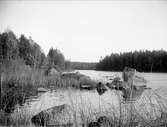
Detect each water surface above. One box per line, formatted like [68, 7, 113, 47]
[78, 70, 167, 89]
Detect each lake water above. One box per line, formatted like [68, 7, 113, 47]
[14, 70, 167, 125]
[77, 70, 167, 89]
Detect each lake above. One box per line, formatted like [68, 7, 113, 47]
[13, 70, 167, 126]
[77, 70, 167, 89]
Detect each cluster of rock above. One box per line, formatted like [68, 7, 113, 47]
[44, 66, 148, 101]
[31, 67, 149, 126]
[44, 66, 97, 90]
[96, 67, 148, 101]
[31, 106, 113, 127]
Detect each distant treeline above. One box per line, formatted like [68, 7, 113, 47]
[96, 50, 167, 72]
[70, 62, 96, 70]
[0, 29, 70, 70]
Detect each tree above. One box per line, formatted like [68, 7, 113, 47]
[96, 50, 167, 72]
[18, 35, 45, 68]
[47, 48, 65, 69]
[0, 30, 19, 61]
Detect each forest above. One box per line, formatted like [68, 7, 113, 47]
[96, 50, 167, 72]
[0, 29, 70, 70]
[70, 61, 96, 70]
[1, 30, 167, 72]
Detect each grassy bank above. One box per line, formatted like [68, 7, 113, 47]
[0, 61, 167, 126]
[0, 60, 98, 126]
[7, 88, 167, 127]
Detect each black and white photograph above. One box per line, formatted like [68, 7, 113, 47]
[0, 0, 167, 126]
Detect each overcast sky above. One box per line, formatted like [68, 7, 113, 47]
[0, 0, 167, 62]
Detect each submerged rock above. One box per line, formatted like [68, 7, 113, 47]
[80, 84, 95, 90]
[97, 116, 113, 127]
[96, 82, 107, 95]
[97, 116, 109, 123]
[88, 116, 112, 127]
[80, 76, 97, 90]
[37, 87, 48, 93]
[31, 104, 73, 126]
[88, 122, 101, 127]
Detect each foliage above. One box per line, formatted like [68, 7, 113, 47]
[0, 30, 19, 60]
[96, 50, 167, 72]
[18, 35, 46, 68]
[0, 59, 62, 113]
[64, 60, 71, 70]
[0, 30, 46, 68]
[47, 47, 65, 69]
[0, 29, 70, 70]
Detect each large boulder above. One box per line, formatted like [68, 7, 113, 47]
[123, 67, 136, 83]
[79, 75, 97, 90]
[61, 72, 97, 89]
[122, 67, 147, 87]
[31, 104, 73, 126]
[121, 67, 148, 101]
[105, 67, 148, 101]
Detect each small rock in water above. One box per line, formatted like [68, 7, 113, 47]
[96, 82, 107, 95]
[88, 122, 101, 127]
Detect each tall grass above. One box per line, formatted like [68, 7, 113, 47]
[0, 60, 62, 126]
[0, 60, 97, 126]
[66, 88, 167, 127]
[6, 88, 167, 127]
[1, 61, 167, 126]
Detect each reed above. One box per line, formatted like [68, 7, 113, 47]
[0, 62, 167, 126]
[6, 88, 167, 127]
[67, 89, 167, 127]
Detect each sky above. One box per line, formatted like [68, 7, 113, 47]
[0, 0, 167, 62]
